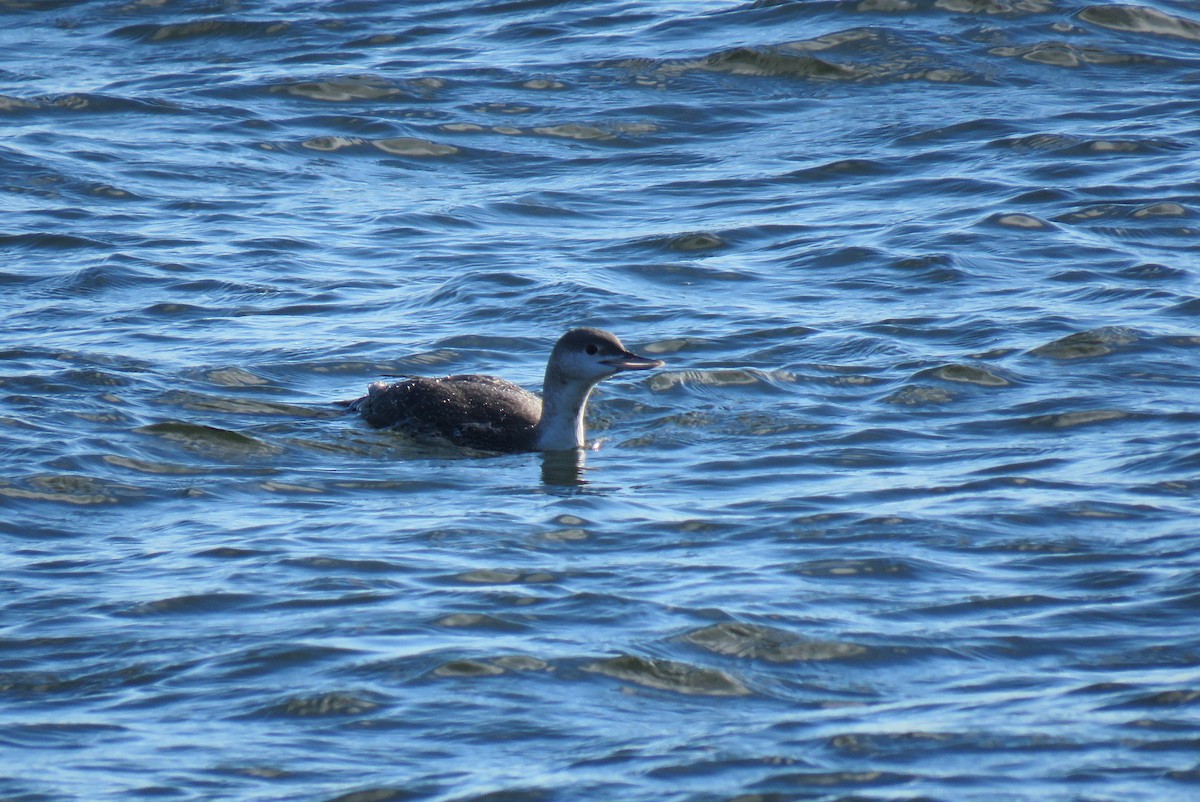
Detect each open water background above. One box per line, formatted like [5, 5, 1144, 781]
[4, 0, 1200, 799]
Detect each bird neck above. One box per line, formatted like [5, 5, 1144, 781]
[535, 367, 598, 451]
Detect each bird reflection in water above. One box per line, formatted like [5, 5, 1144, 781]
[540, 447, 590, 487]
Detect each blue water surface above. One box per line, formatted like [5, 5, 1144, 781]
[3, 0, 1200, 799]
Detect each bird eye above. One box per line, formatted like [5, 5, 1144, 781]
[586, 344, 598, 355]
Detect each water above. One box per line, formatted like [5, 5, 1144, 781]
[3, 0, 1200, 799]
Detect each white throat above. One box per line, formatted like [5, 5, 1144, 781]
[534, 374, 600, 451]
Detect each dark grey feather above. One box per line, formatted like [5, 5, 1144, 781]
[348, 374, 541, 452]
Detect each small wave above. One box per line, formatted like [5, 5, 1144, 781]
[157, 390, 320, 417]
[252, 691, 383, 718]
[700, 47, 862, 80]
[1022, 409, 1131, 428]
[0, 94, 40, 112]
[113, 19, 293, 44]
[993, 132, 1184, 154]
[47, 262, 159, 298]
[119, 592, 259, 617]
[270, 75, 416, 102]
[433, 659, 505, 678]
[1029, 326, 1140, 359]
[989, 41, 1162, 68]
[1078, 4, 1200, 42]
[135, 421, 283, 457]
[682, 622, 868, 662]
[884, 385, 956, 405]
[584, 654, 749, 696]
[434, 613, 526, 630]
[0, 232, 112, 251]
[283, 556, 406, 573]
[450, 568, 556, 585]
[0, 474, 144, 506]
[983, 212, 1057, 230]
[916, 364, 1011, 386]
[0, 721, 129, 750]
[784, 158, 896, 182]
[649, 368, 797, 392]
[431, 655, 550, 677]
[291, 134, 458, 157]
[752, 768, 914, 791]
[791, 557, 920, 578]
[1055, 201, 1193, 223]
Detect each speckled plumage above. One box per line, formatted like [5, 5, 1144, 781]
[350, 374, 541, 452]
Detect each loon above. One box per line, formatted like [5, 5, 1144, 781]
[346, 328, 664, 452]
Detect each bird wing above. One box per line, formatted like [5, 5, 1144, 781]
[350, 374, 541, 451]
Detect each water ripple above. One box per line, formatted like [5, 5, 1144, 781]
[3, 0, 1199, 799]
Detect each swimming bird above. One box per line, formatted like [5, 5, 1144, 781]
[346, 328, 664, 452]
